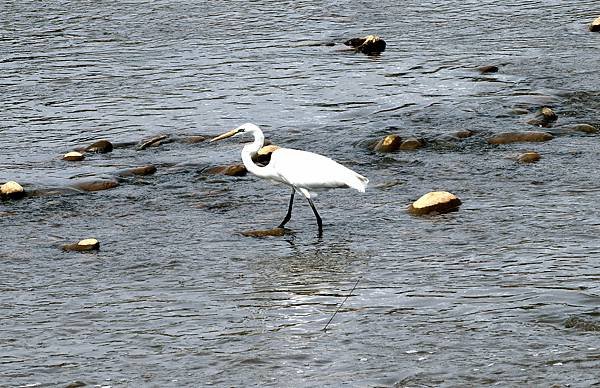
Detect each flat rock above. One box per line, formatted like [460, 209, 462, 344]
[205, 164, 247, 176]
[590, 16, 600, 32]
[115, 165, 157, 177]
[344, 35, 386, 55]
[182, 135, 208, 144]
[241, 228, 287, 237]
[478, 65, 498, 74]
[63, 151, 85, 161]
[487, 131, 554, 144]
[85, 140, 113, 153]
[1, 181, 25, 200]
[454, 130, 475, 139]
[72, 179, 119, 192]
[572, 123, 598, 134]
[400, 137, 423, 150]
[138, 134, 171, 150]
[374, 135, 401, 152]
[517, 151, 541, 163]
[408, 191, 462, 216]
[62, 238, 100, 252]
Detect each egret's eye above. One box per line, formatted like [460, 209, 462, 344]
[238, 128, 245, 133]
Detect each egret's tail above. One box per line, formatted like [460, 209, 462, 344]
[348, 173, 368, 193]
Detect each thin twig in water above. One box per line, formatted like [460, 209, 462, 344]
[323, 276, 361, 332]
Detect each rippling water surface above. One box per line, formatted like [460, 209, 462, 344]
[2, 1, 600, 386]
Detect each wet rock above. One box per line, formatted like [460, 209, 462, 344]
[517, 151, 541, 163]
[63, 151, 85, 161]
[252, 145, 280, 165]
[1, 181, 25, 200]
[115, 165, 157, 177]
[138, 134, 171, 150]
[565, 316, 600, 331]
[572, 123, 598, 134]
[511, 108, 530, 115]
[373, 135, 402, 152]
[344, 35, 386, 55]
[182, 135, 208, 144]
[241, 228, 287, 237]
[487, 131, 554, 144]
[527, 107, 557, 128]
[62, 238, 100, 252]
[408, 191, 462, 216]
[85, 140, 113, 153]
[72, 179, 119, 192]
[65, 381, 87, 388]
[400, 137, 424, 150]
[478, 65, 498, 74]
[454, 130, 475, 139]
[590, 16, 600, 32]
[205, 164, 247, 177]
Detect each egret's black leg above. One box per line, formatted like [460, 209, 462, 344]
[307, 198, 323, 238]
[278, 188, 295, 228]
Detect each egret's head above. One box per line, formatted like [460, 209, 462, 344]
[210, 123, 260, 142]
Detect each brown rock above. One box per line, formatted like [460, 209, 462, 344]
[454, 130, 475, 139]
[344, 35, 386, 55]
[478, 65, 498, 74]
[85, 140, 113, 153]
[590, 16, 600, 32]
[115, 165, 157, 177]
[374, 135, 402, 152]
[572, 124, 598, 134]
[62, 238, 100, 252]
[63, 151, 85, 161]
[0, 181, 25, 200]
[205, 164, 247, 177]
[72, 179, 119, 192]
[182, 135, 207, 144]
[527, 107, 557, 128]
[241, 228, 286, 237]
[487, 131, 554, 144]
[517, 151, 541, 163]
[408, 191, 462, 216]
[138, 135, 170, 150]
[400, 137, 424, 150]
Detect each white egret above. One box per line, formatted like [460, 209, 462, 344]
[210, 123, 368, 237]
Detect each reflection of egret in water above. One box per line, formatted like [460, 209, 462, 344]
[246, 243, 370, 333]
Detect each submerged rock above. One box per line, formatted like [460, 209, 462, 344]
[138, 134, 171, 150]
[205, 164, 247, 177]
[487, 131, 554, 144]
[63, 151, 85, 161]
[408, 191, 462, 216]
[373, 135, 402, 152]
[590, 16, 600, 32]
[478, 65, 499, 74]
[85, 140, 113, 153]
[115, 165, 157, 177]
[344, 35, 386, 55]
[572, 123, 598, 134]
[72, 179, 119, 192]
[400, 137, 424, 150]
[517, 151, 541, 163]
[182, 135, 208, 144]
[0, 181, 25, 200]
[565, 316, 600, 331]
[62, 238, 100, 252]
[454, 130, 475, 139]
[241, 228, 287, 237]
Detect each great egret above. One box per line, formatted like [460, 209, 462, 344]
[210, 123, 368, 237]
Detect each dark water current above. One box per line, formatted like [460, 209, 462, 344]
[2, 1, 600, 387]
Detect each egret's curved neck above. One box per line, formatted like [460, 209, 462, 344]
[241, 129, 269, 177]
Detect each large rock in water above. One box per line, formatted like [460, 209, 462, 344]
[373, 135, 401, 152]
[63, 151, 85, 161]
[400, 137, 424, 150]
[62, 238, 100, 252]
[408, 191, 462, 215]
[115, 165, 157, 177]
[72, 179, 119, 192]
[487, 131, 553, 144]
[85, 140, 113, 153]
[205, 164, 247, 176]
[1, 181, 25, 200]
[517, 151, 541, 163]
[241, 228, 287, 237]
[590, 16, 600, 32]
[344, 35, 386, 55]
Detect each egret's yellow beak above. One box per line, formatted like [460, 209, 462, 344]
[210, 128, 240, 142]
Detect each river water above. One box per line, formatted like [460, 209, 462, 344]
[2, 1, 600, 387]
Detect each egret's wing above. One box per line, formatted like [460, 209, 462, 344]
[269, 148, 368, 192]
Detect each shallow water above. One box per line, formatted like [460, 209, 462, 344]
[2, 1, 600, 387]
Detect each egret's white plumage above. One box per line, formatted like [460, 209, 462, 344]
[210, 123, 368, 236]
